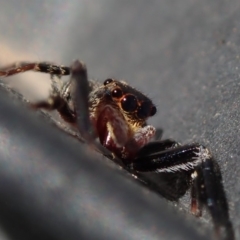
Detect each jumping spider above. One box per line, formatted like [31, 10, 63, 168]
[0, 60, 234, 240]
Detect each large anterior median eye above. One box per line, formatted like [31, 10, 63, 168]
[121, 94, 138, 112]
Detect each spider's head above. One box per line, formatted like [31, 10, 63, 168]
[88, 78, 156, 158]
[103, 78, 157, 128]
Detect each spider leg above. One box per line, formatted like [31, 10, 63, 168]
[37, 111, 85, 142]
[70, 60, 94, 141]
[31, 95, 76, 124]
[136, 139, 180, 157]
[0, 61, 77, 129]
[0, 69, 83, 144]
[29, 93, 84, 142]
[131, 143, 208, 172]
[196, 159, 234, 240]
[0, 62, 70, 77]
[70, 60, 113, 159]
[130, 143, 234, 240]
[130, 139, 191, 201]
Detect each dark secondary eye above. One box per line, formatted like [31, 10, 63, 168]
[111, 88, 123, 98]
[104, 78, 113, 85]
[137, 102, 153, 119]
[150, 105, 157, 116]
[121, 95, 138, 112]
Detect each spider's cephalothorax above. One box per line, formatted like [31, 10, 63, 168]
[0, 61, 235, 240]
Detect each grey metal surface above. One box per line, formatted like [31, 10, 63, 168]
[1, 0, 240, 239]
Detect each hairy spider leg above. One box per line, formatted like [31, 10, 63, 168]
[131, 142, 234, 240]
[135, 140, 199, 209]
[70, 61, 93, 141]
[0, 62, 71, 77]
[137, 139, 180, 155]
[0, 62, 91, 143]
[69, 60, 117, 160]
[1, 80, 82, 141]
[31, 95, 76, 124]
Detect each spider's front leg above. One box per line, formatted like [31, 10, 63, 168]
[0, 62, 71, 77]
[129, 143, 234, 240]
[0, 60, 79, 123]
[70, 61, 114, 158]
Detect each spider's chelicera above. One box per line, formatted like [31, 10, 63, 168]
[0, 60, 235, 240]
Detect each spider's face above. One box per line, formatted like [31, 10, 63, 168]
[88, 78, 157, 157]
[102, 79, 157, 128]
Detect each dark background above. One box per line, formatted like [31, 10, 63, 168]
[1, 0, 240, 239]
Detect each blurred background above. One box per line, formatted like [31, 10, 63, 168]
[1, 0, 240, 239]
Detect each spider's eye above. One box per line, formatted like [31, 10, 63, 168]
[111, 88, 123, 98]
[150, 105, 157, 116]
[137, 102, 152, 119]
[121, 94, 138, 112]
[104, 78, 113, 85]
